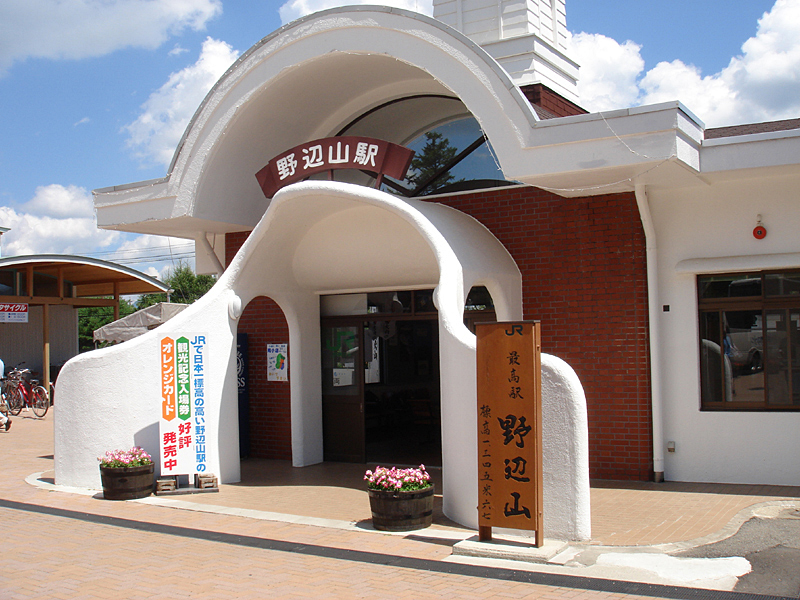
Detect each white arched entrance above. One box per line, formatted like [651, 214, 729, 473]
[228, 181, 523, 526]
[55, 179, 521, 525]
[57, 179, 590, 538]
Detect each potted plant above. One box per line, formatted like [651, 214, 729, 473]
[364, 464, 434, 531]
[98, 446, 155, 500]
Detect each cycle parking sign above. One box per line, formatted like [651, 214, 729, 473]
[0, 303, 28, 323]
[159, 334, 208, 476]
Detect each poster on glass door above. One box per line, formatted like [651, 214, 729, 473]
[365, 326, 380, 384]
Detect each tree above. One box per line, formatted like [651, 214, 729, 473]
[78, 298, 136, 352]
[137, 262, 216, 309]
[407, 131, 462, 194]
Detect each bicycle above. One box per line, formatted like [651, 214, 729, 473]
[0, 374, 14, 416]
[0, 383, 8, 417]
[3, 365, 49, 418]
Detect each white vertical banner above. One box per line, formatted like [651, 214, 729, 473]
[159, 335, 209, 477]
[191, 335, 208, 473]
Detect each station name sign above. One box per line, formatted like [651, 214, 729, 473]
[475, 321, 543, 546]
[256, 136, 414, 198]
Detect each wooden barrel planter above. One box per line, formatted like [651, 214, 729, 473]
[368, 485, 434, 531]
[100, 464, 155, 500]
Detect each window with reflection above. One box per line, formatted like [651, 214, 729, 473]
[333, 95, 515, 196]
[396, 118, 508, 196]
[698, 270, 800, 410]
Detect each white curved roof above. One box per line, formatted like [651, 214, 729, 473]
[94, 6, 539, 238]
[0, 254, 169, 297]
[93, 5, 800, 242]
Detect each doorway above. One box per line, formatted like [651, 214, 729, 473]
[321, 290, 442, 467]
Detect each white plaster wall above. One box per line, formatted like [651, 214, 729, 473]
[491, 353, 591, 541]
[652, 172, 800, 485]
[541, 354, 591, 540]
[54, 290, 241, 489]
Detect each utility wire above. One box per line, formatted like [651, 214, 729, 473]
[81, 243, 194, 261]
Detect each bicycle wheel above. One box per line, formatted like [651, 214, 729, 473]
[7, 387, 23, 416]
[32, 386, 49, 418]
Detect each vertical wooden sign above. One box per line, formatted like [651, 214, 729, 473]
[476, 322, 543, 546]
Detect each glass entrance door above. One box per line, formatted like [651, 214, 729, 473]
[321, 324, 365, 462]
[320, 289, 447, 465]
[363, 318, 441, 467]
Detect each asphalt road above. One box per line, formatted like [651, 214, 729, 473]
[677, 509, 800, 597]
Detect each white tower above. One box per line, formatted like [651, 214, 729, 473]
[433, 0, 579, 104]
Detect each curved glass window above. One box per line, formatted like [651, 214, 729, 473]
[387, 117, 511, 197]
[335, 95, 513, 197]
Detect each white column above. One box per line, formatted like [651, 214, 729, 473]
[284, 291, 324, 467]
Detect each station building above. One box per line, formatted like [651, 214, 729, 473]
[55, 0, 800, 534]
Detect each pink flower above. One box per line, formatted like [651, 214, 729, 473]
[364, 464, 433, 491]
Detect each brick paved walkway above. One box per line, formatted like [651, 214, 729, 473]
[1, 411, 798, 599]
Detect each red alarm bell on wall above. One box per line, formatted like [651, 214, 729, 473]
[753, 215, 767, 239]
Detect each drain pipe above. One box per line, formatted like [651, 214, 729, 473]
[198, 232, 225, 276]
[635, 184, 665, 482]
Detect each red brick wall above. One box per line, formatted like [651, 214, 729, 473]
[225, 186, 654, 480]
[227, 232, 292, 460]
[437, 186, 653, 480]
[520, 83, 588, 117]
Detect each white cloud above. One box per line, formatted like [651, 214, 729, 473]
[113, 235, 196, 279]
[570, 0, 800, 127]
[638, 60, 740, 126]
[169, 44, 190, 57]
[124, 37, 240, 168]
[21, 184, 95, 219]
[569, 32, 644, 113]
[0, 185, 193, 278]
[278, 0, 433, 24]
[0, 190, 120, 257]
[0, 0, 222, 76]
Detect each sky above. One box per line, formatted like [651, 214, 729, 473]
[0, 0, 798, 283]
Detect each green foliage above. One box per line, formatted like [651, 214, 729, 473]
[407, 131, 461, 193]
[137, 262, 216, 309]
[78, 297, 136, 353]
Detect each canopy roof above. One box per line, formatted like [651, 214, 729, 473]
[0, 254, 169, 299]
[93, 302, 188, 344]
[0, 254, 170, 389]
